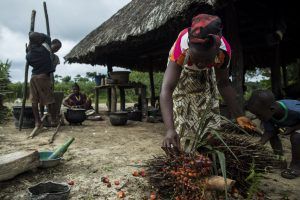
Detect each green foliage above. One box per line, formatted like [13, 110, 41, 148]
[246, 162, 263, 200]
[0, 59, 12, 123]
[7, 82, 23, 100]
[5, 70, 164, 104]
[244, 68, 271, 100]
[61, 75, 71, 83]
[0, 59, 11, 90]
[85, 72, 97, 81]
[286, 59, 300, 85]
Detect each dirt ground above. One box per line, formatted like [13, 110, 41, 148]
[0, 107, 299, 199]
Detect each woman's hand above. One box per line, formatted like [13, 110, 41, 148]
[162, 129, 181, 156]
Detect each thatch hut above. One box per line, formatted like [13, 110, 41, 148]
[65, 0, 299, 107]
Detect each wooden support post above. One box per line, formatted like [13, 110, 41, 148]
[95, 87, 99, 113]
[225, 1, 244, 114]
[111, 86, 117, 112]
[271, 45, 283, 99]
[19, 10, 36, 131]
[120, 88, 125, 111]
[149, 67, 156, 107]
[140, 86, 147, 116]
[107, 65, 113, 111]
[282, 65, 288, 90]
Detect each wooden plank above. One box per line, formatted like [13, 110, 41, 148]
[95, 87, 99, 114]
[140, 86, 147, 116]
[107, 65, 113, 112]
[120, 88, 125, 111]
[111, 86, 117, 112]
[0, 150, 40, 182]
[149, 67, 156, 107]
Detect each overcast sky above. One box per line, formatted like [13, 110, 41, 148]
[0, 0, 131, 82]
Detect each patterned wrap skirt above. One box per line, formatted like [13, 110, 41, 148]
[173, 67, 221, 152]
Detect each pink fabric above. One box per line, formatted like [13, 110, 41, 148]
[222, 36, 231, 58]
[173, 28, 188, 61]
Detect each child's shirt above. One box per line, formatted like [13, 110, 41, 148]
[263, 99, 300, 133]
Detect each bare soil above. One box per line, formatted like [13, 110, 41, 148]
[0, 111, 299, 199]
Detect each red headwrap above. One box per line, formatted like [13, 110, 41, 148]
[188, 14, 222, 48]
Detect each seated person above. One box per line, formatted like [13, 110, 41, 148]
[63, 83, 92, 110]
[246, 90, 300, 179]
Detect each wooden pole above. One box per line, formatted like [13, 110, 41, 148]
[43, 1, 55, 89]
[107, 65, 113, 111]
[48, 118, 62, 144]
[43, 2, 51, 36]
[149, 67, 156, 107]
[120, 88, 126, 111]
[95, 87, 99, 113]
[28, 115, 47, 139]
[19, 10, 36, 131]
[271, 45, 282, 99]
[140, 86, 147, 116]
[225, 1, 244, 114]
[282, 65, 288, 91]
[111, 86, 117, 112]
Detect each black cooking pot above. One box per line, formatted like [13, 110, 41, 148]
[64, 108, 86, 124]
[109, 111, 128, 126]
[128, 110, 142, 121]
[12, 106, 35, 128]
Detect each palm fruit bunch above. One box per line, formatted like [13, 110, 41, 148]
[146, 153, 213, 200]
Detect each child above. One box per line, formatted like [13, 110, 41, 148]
[246, 89, 300, 179]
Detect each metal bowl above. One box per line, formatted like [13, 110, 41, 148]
[39, 151, 61, 168]
[27, 181, 70, 200]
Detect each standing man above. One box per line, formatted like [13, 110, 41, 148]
[26, 32, 61, 128]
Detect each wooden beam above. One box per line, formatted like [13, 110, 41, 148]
[107, 65, 113, 111]
[271, 45, 283, 99]
[95, 87, 99, 113]
[120, 88, 125, 111]
[225, 1, 245, 114]
[111, 86, 117, 112]
[149, 67, 156, 107]
[282, 65, 288, 90]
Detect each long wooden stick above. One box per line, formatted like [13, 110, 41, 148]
[19, 10, 36, 131]
[28, 114, 47, 139]
[43, 2, 50, 36]
[43, 1, 55, 89]
[48, 119, 62, 144]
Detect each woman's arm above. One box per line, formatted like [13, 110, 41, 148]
[160, 61, 182, 150]
[215, 67, 256, 130]
[215, 67, 243, 118]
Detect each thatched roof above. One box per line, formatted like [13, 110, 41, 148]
[65, 0, 300, 72]
[65, 0, 220, 71]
